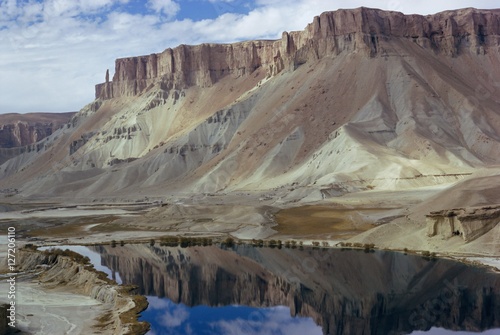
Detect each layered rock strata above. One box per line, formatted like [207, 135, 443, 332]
[15, 249, 149, 335]
[96, 7, 500, 99]
[427, 204, 500, 241]
[0, 113, 75, 148]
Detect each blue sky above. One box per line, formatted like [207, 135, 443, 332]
[0, 0, 499, 114]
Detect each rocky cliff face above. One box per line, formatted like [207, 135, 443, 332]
[95, 7, 500, 100]
[427, 205, 500, 241]
[0, 113, 75, 148]
[0, 112, 75, 165]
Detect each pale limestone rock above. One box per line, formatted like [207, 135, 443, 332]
[427, 205, 500, 242]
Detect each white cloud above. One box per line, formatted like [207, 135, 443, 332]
[0, 0, 499, 113]
[147, 0, 180, 18]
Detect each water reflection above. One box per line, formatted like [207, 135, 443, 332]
[39, 245, 123, 284]
[82, 244, 500, 335]
[143, 296, 322, 335]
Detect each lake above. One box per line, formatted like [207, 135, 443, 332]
[46, 244, 500, 335]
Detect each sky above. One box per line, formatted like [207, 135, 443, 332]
[0, 0, 499, 114]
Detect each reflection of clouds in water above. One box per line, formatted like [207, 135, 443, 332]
[410, 328, 500, 334]
[147, 296, 170, 310]
[210, 306, 322, 335]
[147, 297, 191, 332]
[144, 297, 321, 335]
[159, 305, 189, 328]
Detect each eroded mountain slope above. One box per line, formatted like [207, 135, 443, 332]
[1, 7, 500, 205]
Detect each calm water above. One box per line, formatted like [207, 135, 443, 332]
[49, 244, 500, 335]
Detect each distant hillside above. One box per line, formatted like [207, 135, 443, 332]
[0, 112, 75, 165]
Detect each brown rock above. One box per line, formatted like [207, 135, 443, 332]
[95, 7, 500, 100]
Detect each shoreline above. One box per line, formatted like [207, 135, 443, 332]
[38, 237, 500, 274]
[0, 247, 149, 335]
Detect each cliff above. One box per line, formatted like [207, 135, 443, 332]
[0, 112, 75, 148]
[427, 204, 500, 242]
[0, 112, 76, 165]
[95, 7, 500, 99]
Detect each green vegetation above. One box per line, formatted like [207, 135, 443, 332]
[251, 239, 264, 247]
[421, 250, 437, 260]
[268, 239, 277, 248]
[159, 236, 213, 247]
[23, 244, 38, 251]
[222, 237, 235, 248]
[363, 243, 375, 252]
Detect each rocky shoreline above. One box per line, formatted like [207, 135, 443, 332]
[1, 247, 149, 335]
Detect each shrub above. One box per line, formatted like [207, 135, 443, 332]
[24, 244, 38, 250]
[161, 236, 180, 247]
[223, 237, 235, 248]
[179, 237, 190, 248]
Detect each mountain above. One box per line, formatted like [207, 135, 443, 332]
[0, 112, 75, 165]
[1, 7, 499, 218]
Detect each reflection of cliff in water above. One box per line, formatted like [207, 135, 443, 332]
[91, 244, 500, 335]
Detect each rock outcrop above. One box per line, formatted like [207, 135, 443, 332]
[15, 249, 149, 335]
[96, 7, 500, 99]
[427, 205, 500, 242]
